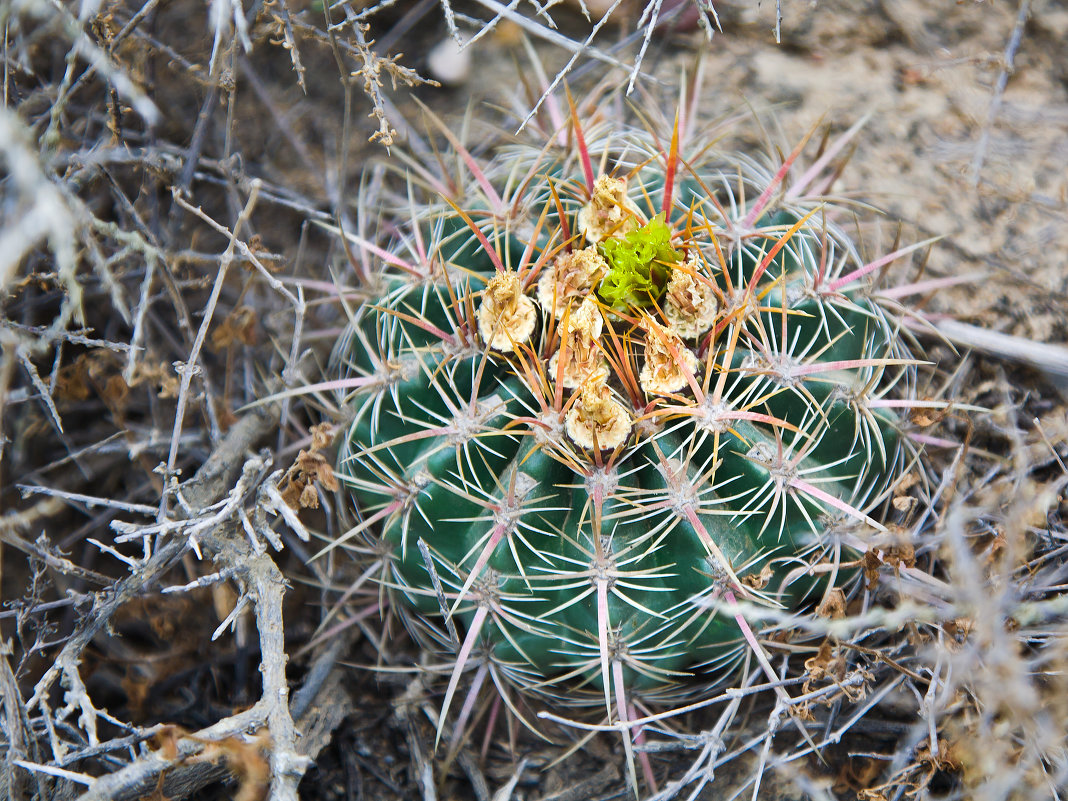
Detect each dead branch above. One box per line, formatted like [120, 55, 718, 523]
[65, 396, 358, 800]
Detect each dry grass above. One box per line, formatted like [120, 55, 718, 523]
[1, 1, 1066, 800]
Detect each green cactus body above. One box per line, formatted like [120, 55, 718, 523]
[335, 122, 912, 709]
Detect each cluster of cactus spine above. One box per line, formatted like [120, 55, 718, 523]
[332, 98, 930, 784]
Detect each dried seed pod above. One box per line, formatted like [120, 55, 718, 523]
[664, 255, 719, 338]
[576, 174, 647, 244]
[547, 296, 606, 389]
[536, 246, 608, 319]
[639, 316, 700, 396]
[565, 372, 633, 450]
[477, 270, 537, 352]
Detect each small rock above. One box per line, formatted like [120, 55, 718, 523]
[427, 35, 471, 86]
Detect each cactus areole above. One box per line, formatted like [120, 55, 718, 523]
[335, 123, 913, 708]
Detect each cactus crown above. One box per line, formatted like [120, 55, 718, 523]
[332, 106, 924, 785]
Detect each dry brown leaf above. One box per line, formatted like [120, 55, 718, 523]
[816, 588, 846, 619]
[279, 447, 339, 510]
[211, 305, 258, 350]
[310, 422, 335, 450]
[862, 550, 883, 591]
[199, 732, 271, 801]
[804, 640, 835, 682]
[832, 754, 887, 795]
[915, 738, 963, 774]
[740, 563, 773, 590]
[148, 726, 270, 801]
[128, 360, 180, 398]
[55, 354, 93, 402]
[909, 399, 948, 427]
[884, 543, 916, 570]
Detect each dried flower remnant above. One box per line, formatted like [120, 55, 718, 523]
[548, 296, 607, 389]
[565, 373, 633, 450]
[536, 246, 608, 319]
[577, 174, 646, 244]
[639, 317, 700, 396]
[477, 270, 537, 352]
[664, 256, 719, 338]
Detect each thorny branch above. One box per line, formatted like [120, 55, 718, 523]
[64, 404, 321, 801]
[342, 19, 438, 146]
[162, 181, 263, 518]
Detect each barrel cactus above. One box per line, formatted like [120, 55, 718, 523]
[332, 105, 923, 764]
